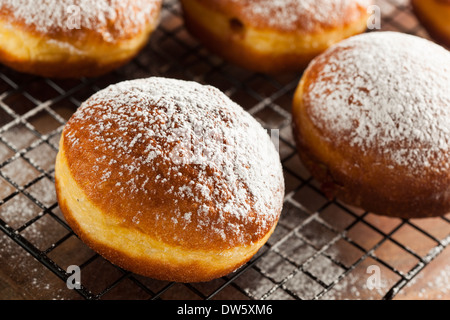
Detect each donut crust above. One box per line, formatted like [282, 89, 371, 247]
[55, 78, 284, 282]
[412, 0, 450, 48]
[180, 0, 371, 73]
[292, 34, 450, 219]
[293, 80, 450, 219]
[0, 1, 162, 78]
[55, 141, 277, 282]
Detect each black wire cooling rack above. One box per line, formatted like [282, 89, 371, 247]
[1, 0, 449, 300]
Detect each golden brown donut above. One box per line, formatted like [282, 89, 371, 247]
[412, 0, 450, 48]
[55, 77, 284, 282]
[292, 31, 450, 219]
[180, 0, 372, 74]
[0, 0, 162, 78]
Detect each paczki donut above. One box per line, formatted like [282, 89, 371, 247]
[412, 0, 450, 48]
[292, 31, 450, 219]
[0, 0, 162, 78]
[180, 0, 372, 73]
[55, 77, 285, 282]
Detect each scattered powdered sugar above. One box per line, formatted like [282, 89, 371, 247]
[64, 77, 284, 247]
[421, 265, 450, 299]
[0, 194, 42, 229]
[402, 263, 450, 299]
[227, 0, 372, 31]
[303, 31, 450, 173]
[0, 0, 161, 41]
[0, 233, 75, 300]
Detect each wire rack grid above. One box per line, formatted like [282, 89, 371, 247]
[0, 0, 449, 301]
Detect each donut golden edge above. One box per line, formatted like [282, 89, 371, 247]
[53, 71, 285, 283]
[292, 47, 450, 219]
[180, 0, 371, 74]
[0, 2, 162, 78]
[55, 139, 278, 283]
[411, 0, 450, 48]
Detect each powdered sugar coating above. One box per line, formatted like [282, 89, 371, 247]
[226, 0, 372, 31]
[63, 77, 284, 248]
[303, 31, 450, 173]
[0, 0, 161, 40]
